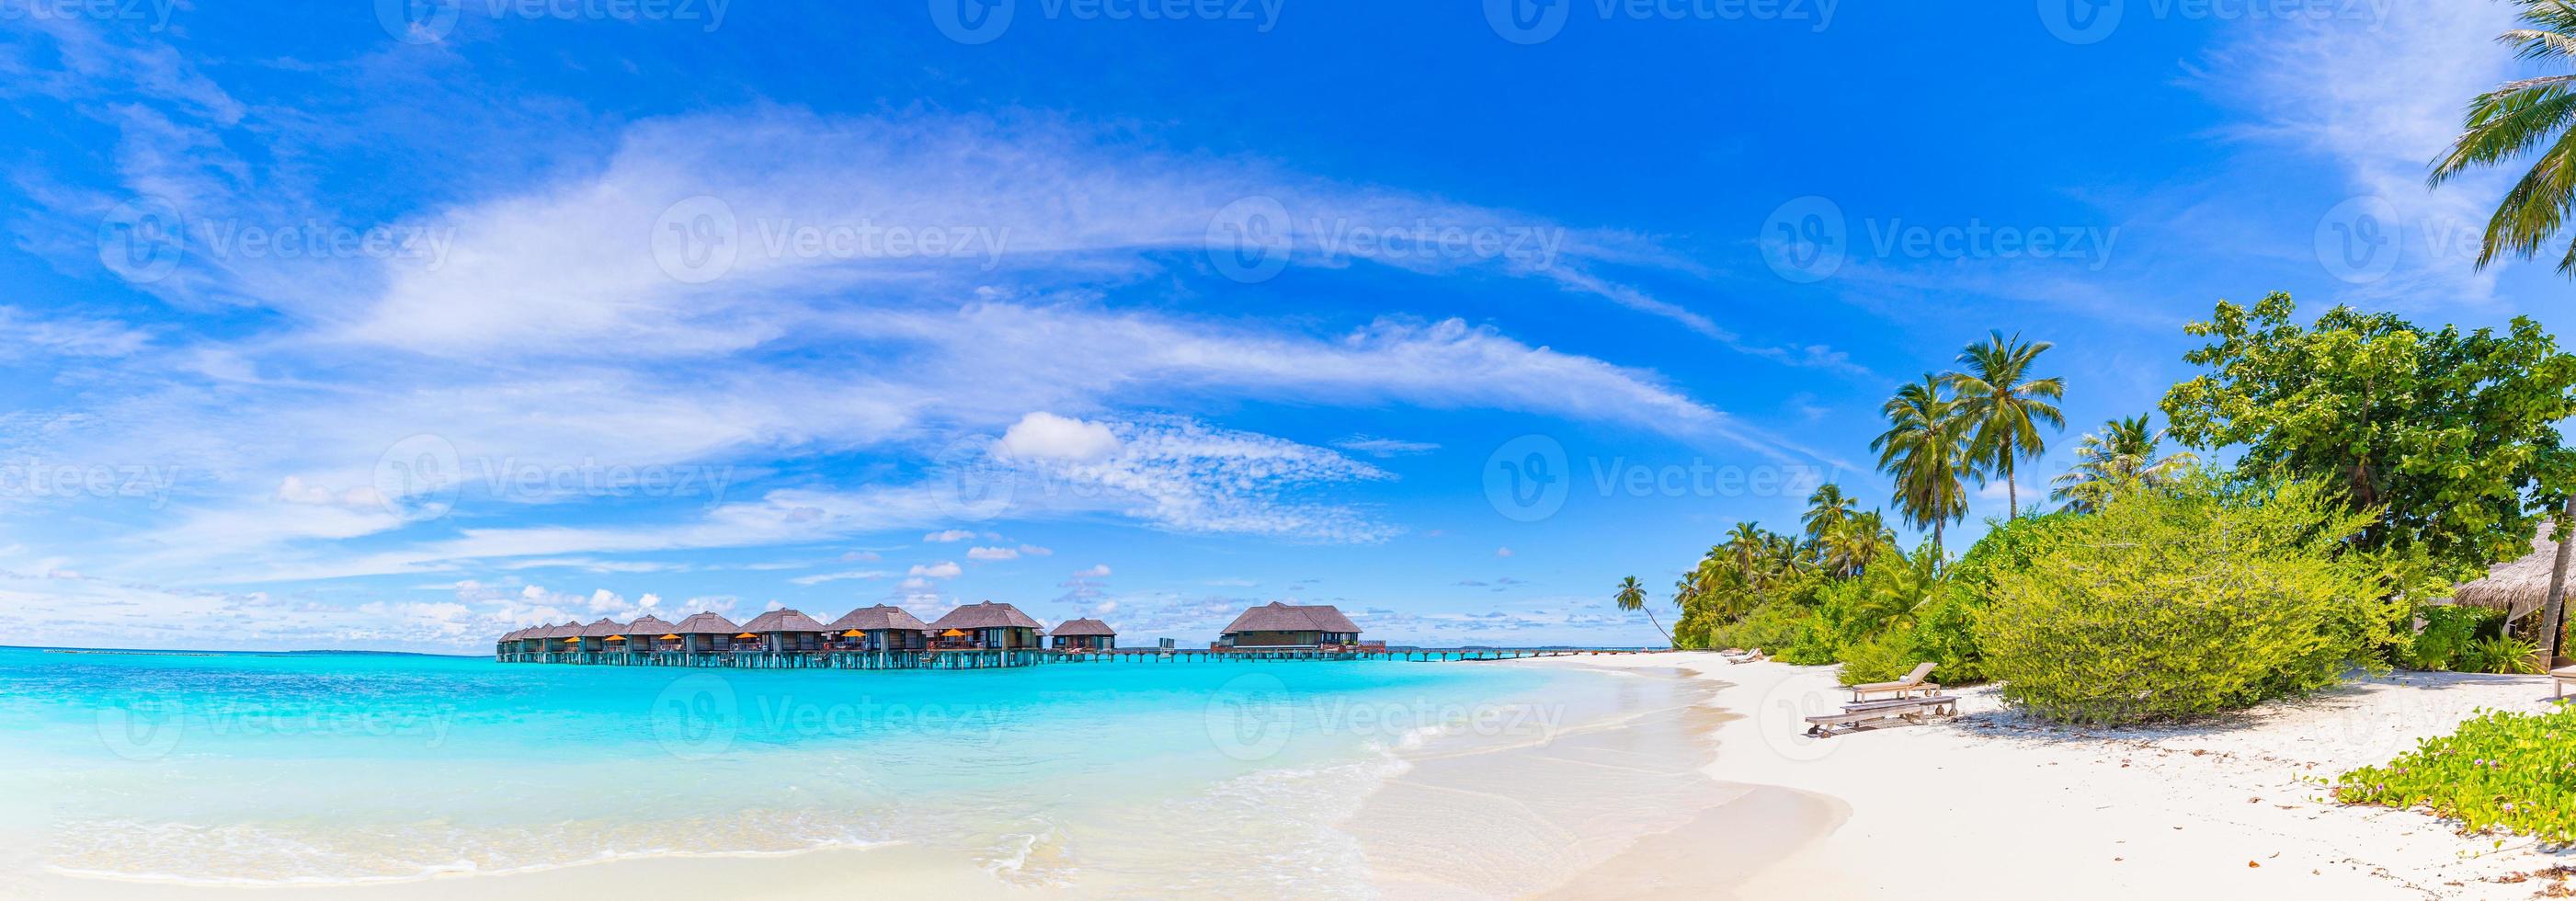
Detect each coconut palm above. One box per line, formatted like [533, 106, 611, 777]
[1613, 576, 1670, 645]
[2432, 0, 2576, 274]
[2049, 414, 2197, 512]
[1820, 527, 1880, 578]
[1801, 483, 1856, 547]
[1872, 374, 1973, 554]
[1947, 331, 2064, 519]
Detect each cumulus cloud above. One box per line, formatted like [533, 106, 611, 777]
[965, 546, 1020, 561]
[907, 561, 963, 578]
[998, 412, 1122, 462]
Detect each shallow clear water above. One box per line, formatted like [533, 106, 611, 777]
[0, 647, 1612, 890]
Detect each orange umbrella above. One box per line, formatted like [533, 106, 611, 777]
[940, 629, 966, 637]
[842, 630, 865, 637]
[734, 633, 758, 639]
[659, 633, 680, 640]
[605, 635, 627, 643]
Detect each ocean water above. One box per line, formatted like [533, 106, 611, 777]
[0, 647, 1621, 893]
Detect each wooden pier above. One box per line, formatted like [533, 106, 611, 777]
[495, 646, 1654, 669]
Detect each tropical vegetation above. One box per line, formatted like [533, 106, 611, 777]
[2433, 0, 2576, 276]
[2337, 707, 2576, 844]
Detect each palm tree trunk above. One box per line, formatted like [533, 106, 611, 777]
[2003, 458, 2018, 519]
[1931, 520, 1943, 558]
[2543, 496, 2574, 664]
[1641, 607, 1672, 647]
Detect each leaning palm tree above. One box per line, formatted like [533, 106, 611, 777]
[2432, 0, 2576, 274]
[1613, 576, 1670, 645]
[1947, 331, 2064, 519]
[1872, 374, 1972, 554]
[2049, 414, 2196, 512]
[1801, 483, 1856, 547]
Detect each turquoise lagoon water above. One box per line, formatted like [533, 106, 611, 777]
[0, 647, 1614, 890]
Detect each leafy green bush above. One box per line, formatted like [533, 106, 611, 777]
[2459, 635, 2544, 675]
[2398, 605, 2504, 671]
[1978, 473, 2403, 724]
[1835, 626, 1923, 686]
[1704, 601, 1816, 656]
[1910, 587, 1986, 684]
[2335, 708, 2576, 843]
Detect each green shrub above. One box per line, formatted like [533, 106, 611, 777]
[2458, 635, 2545, 675]
[1910, 587, 1986, 684]
[1835, 626, 1923, 686]
[2398, 605, 2504, 671]
[1977, 473, 2403, 724]
[2335, 708, 2576, 843]
[1704, 601, 1815, 656]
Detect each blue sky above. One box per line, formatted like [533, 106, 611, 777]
[0, 1, 2564, 652]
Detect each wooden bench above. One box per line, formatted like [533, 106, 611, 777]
[2554, 666, 2576, 700]
[1804, 695, 1958, 736]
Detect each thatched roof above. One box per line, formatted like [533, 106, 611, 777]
[929, 601, 1043, 631]
[1221, 602, 1362, 635]
[672, 612, 742, 634]
[501, 628, 525, 641]
[578, 618, 627, 638]
[540, 622, 583, 639]
[2454, 521, 2568, 621]
[1050, 618, 1115, 636]
[740, 609, 826, 633]
[825, 604, 929, 633]
[622, 615, 678, 637]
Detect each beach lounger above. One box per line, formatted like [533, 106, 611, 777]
[1721, 648, 1767, 665]
[1803, 695, 1958, 736]
[2555, 665, 2576, 700]
[1848, 662, 1940, 702]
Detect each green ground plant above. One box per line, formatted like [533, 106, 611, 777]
[2336, 707, 2576, 843]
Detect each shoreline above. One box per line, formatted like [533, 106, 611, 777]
[1505, 653, 2575, 900]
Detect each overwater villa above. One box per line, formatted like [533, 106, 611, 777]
[1050, 618, 1116, 651]
[623, 614, 679, 652]
[825, 604, 929, 652]
[740, 609, 829, 653]
[1218, 602, 1371, 649]
[671, 611, 742, 654]
[576, 617, 623, 652]
[928, 601, 1045, 649]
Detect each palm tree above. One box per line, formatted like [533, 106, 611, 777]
[2432, 1, 2576, 275]
[2049, 414, 2196, 512]
[1821, 527, 1879, 578]
[1872, 374, 1973, 554]
[1947, 331, 2064, 519]
[1613, 576, 1670, 645]
[1801, 483, 1856, 547]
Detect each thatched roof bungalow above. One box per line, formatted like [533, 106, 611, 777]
[1049, 618, 1116, 651]
[571, 617, 624, 652]
[825, 605, 929, 651]
[928, 601, 1044, 649]
[740, 609, 828, 653]
[622, 614, 679, 651]
[1219, 602, 1362, 648]
[539, 622, 583, 651]
[2454, 522, 2570, 625]
[671, 611, 742, 653]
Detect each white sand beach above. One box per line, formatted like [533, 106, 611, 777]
[1514, 653, 2575, 900]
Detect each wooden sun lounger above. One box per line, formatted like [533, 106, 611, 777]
[1849, 662, 1941, 702]
[1804, 695, 1958, 736]
[2554, 666, 2576, 700]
